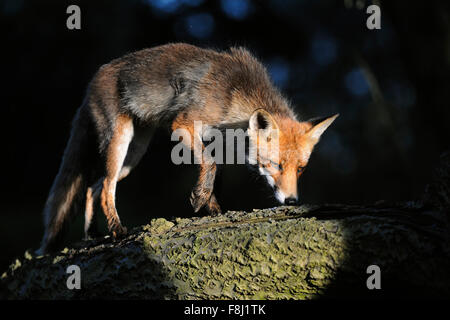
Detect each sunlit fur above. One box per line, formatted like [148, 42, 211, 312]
[249, 112, 338, 204]
[38, 43, 337, 253]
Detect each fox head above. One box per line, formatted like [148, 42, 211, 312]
[247, 109, 338, 205]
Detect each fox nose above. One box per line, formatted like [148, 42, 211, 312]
[284, 197, 297, 205]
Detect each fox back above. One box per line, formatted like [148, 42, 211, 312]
[38, 43, 337, 254]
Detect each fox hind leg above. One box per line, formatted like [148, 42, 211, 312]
[93, 120, 153, 239]
[84, 179, 103, 240]
[100, 114, 134, 238]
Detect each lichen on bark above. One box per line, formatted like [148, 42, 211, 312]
[1, 202, 450, 299]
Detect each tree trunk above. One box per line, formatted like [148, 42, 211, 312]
[1, 153, 450, 299]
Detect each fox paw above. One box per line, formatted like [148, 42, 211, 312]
[190, 193, 207, 213]
[205, 194, 222, 216]
[190, 189, 210, 213]
[111, 225, 127, 239]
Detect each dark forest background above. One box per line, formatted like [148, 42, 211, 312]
[1, 0, 449, 271]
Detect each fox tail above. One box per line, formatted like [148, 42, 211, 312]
[36, 106, 91, 254]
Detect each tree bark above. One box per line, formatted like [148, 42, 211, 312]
[1, 198, 449, 299]
[1, 152, 450, 299]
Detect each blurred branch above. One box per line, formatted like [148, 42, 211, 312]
[355, 52, 411, 169]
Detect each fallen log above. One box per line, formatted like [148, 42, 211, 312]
[1, 152, 450, 299]
[1, 200, 449, 299]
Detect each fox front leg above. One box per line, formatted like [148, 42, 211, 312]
[205, 193, 221, 216]
[171, 116, 222, 215]
[190, 161, 222, 214]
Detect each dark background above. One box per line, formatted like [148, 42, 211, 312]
[1, 0, 449, 272]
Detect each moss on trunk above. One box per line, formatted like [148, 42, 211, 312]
[1, 201, 450, 299]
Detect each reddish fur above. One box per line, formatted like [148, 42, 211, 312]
[38, 43, 337, 253]
[266, 116, 314, 198]
[250, 111, 337, 202]
[100, 114, 132, 237]
[171, 114, 220, 214]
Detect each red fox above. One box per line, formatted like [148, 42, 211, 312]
[37, 43, 338, 254]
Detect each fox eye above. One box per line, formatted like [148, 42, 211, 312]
[297, 166, 305, 174]
[270, 160, 282, 171]
[259, 157, 282, 171]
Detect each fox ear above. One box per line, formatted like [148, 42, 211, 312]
[306, 114, 339, 142]
[249, 109, 278, 132]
